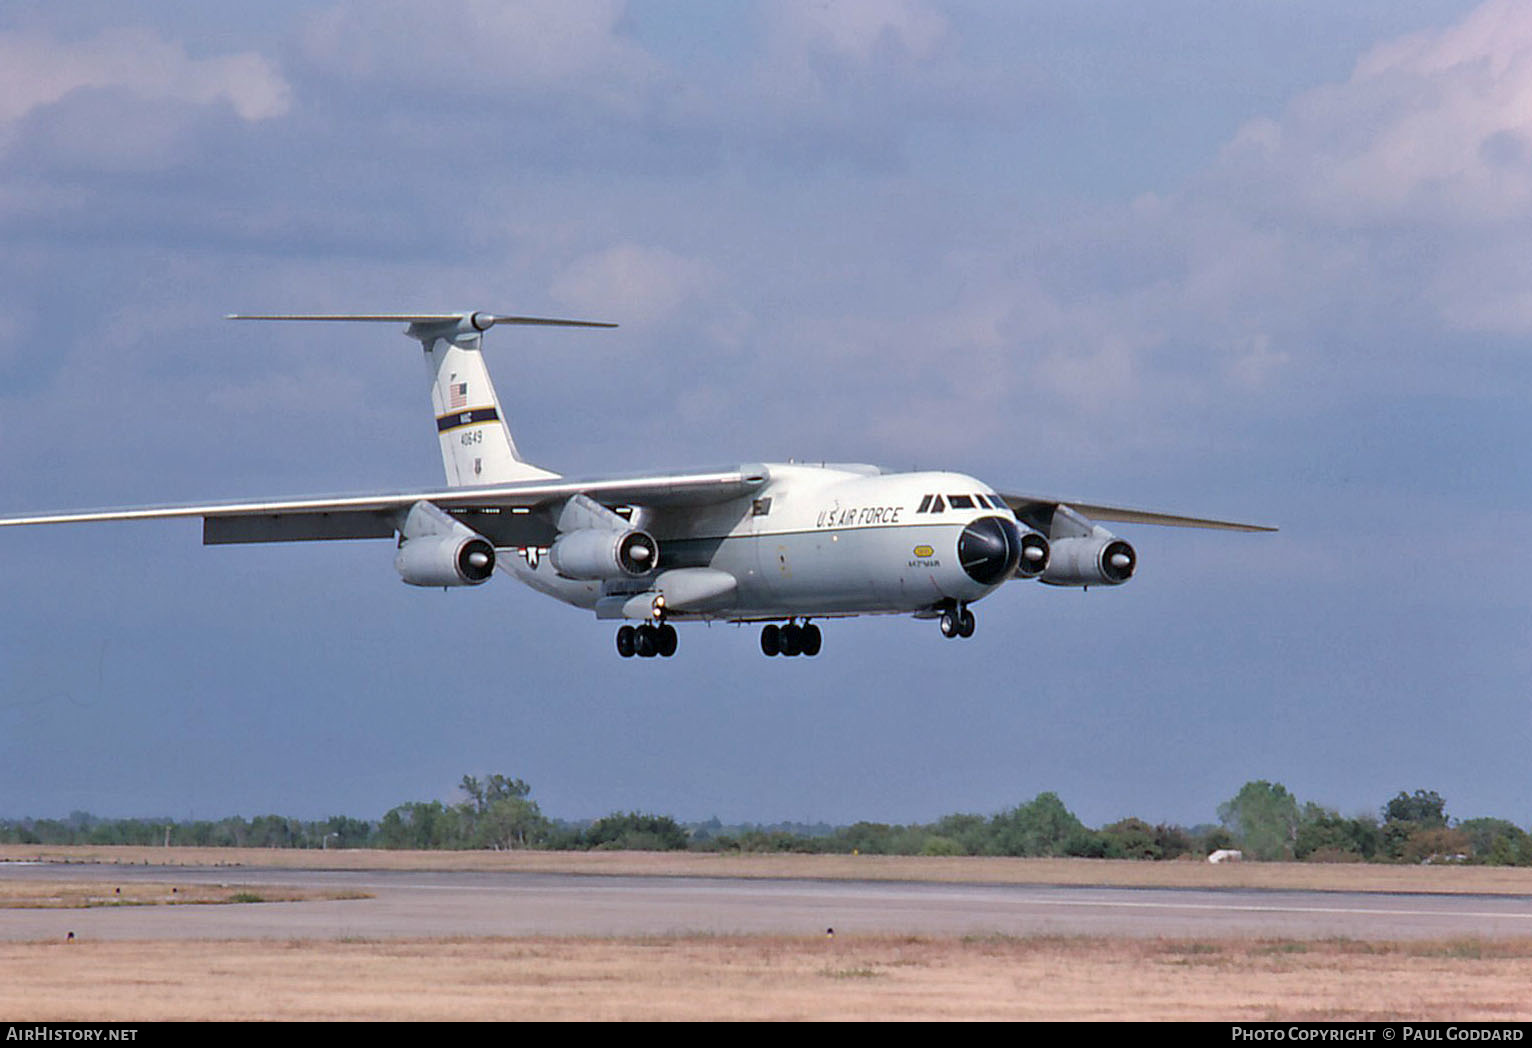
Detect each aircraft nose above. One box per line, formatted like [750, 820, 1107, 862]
[958, 516, 1022, 585]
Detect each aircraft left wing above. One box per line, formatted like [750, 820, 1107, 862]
[1001, 493, 1276, 535]
[0, 465, 771, 548]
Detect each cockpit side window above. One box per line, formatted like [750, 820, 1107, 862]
[947, 494, 975, 509]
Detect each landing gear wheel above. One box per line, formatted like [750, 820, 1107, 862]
[761, 624, 780, 657]
[657, 623, 678, 657]
[779, 623, 802, 657]
[940, 609, 959, 638]
[957, 607, 975, 638]
[801, 623, 822, 656]
[616, 625, 636, 658]
[634, 624, 657, 658]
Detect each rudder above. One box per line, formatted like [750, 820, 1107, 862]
[417, 320, 555, 486]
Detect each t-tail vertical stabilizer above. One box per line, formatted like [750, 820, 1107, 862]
[227, 311, 615, 486]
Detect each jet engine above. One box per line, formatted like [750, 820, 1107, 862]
[395, 533, 496, 587]
[1039, 534, 1136, 587]
[1014, 530, 1051, 579]
[548, 527, 657, 580]
[393, 498, 496, 587]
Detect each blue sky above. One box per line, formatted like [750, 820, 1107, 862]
[1, 1, 1527, 830]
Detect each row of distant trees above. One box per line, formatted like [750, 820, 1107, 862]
[4, 777, 1529, 865]
[693, 784, 1532, 864]
[374, 775, 686, 851]
[0, 775, 687, 853]
[1217, 781, 1532, 865]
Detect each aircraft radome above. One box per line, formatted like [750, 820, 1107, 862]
[0, 312, 1274, 659]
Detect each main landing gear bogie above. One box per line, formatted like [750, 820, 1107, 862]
[938, 603, 976, 639]
[616, 622, 677, 659]
[761, 621, 821, 658]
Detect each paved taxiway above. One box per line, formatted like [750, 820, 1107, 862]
[3, 863, 1531, 941]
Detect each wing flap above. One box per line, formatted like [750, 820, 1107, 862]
[203, 512, 397, 545]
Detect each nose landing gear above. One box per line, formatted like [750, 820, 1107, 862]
[761, 621, 822, 657]
[938, 602, 976, 639]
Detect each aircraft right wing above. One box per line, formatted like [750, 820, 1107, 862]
[0, 465, 772, 549]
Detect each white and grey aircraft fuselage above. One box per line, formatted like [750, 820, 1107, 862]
[0, 312, 1273, 659]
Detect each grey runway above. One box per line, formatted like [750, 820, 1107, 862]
[4, 863, 1531, 943]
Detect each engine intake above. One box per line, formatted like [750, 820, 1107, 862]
[549, 527, 658, 580]
[396, 534, 496, 587]
[958, 516, 1024, 586]
[1040, 534, 1136, 587]
[1014, 530, 1051, 579]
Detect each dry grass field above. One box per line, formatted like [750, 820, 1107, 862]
[3, 934, 1531, 1021]
[3, 846, 1531, 1020]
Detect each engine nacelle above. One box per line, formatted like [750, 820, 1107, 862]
[1039, 534, 1136, 587]
[395, 534, 496, 587]
[548, 527, 657, 580]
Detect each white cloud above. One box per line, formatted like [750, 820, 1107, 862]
[1223, 333, 1290, 390]
[299, 0, 660, 108]
[971, 0, 1532, 425]
[550, 243, 716, 326]
[1218, 0, 1532, 228]
[770, 0, 948, 66]
[751, 0, 954, 117]
[0, 27, 291, 126]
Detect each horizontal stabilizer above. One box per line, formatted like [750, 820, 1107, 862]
[227, 312, 616, 329]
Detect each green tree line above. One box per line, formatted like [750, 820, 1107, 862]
[4, 777, 1529, 865]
